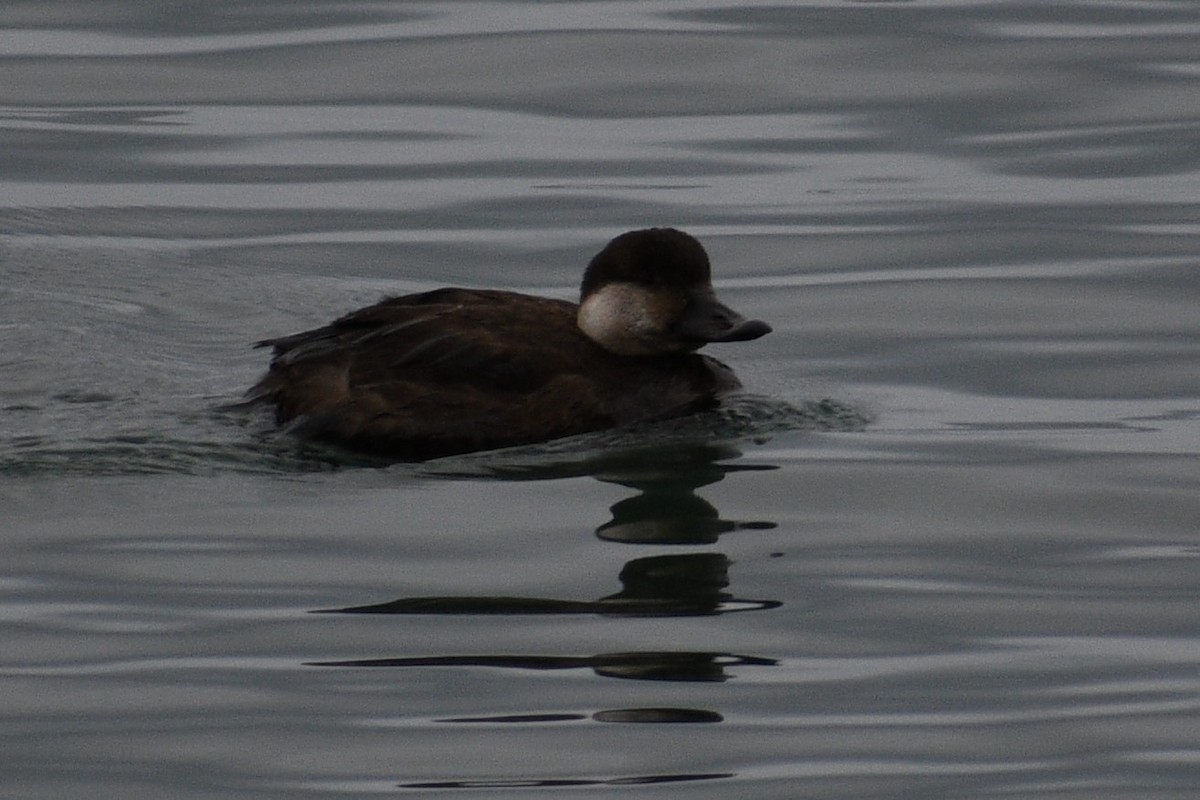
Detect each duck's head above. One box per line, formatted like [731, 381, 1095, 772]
[577, 228, 772, 356]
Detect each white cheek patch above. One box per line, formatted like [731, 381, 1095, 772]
[577, 283, 662, 355]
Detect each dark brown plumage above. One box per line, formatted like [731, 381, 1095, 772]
[247, 229, 769, 460]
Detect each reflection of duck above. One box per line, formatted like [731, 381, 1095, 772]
[598, 491, 774, 544]
[594, 444, 777, 544]
[317, 553, 780, 617]
[247, 229, 770, 459]
[308, 650, 777, 683]
[402, 771, 733, 790]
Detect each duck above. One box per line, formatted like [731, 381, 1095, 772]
[246, 228, 771, 460]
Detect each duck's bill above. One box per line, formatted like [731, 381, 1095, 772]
[675, 291, 772, 344]
[708, 317, 773, 342]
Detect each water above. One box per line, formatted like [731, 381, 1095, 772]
[3, 1, 1199, 797]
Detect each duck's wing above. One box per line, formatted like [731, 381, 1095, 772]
[247, 289, 615, 457]
[256, 288, 487, 363]
[287, 370, 616, 460]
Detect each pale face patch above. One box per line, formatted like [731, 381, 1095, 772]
[577, 282, 692, 355]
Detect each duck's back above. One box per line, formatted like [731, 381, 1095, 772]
[249, 288, 738, 459]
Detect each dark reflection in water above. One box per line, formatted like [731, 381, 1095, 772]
[591, 707, 723, 723]
[311, 445, 780, 706]
[318, 553, 778, 617]
[444, 708, 725, 724]
[402, 772, 733, 790]
[319, 445, 780, 615]
[594, 453, 776, 545]
[308, 651, 776, 683]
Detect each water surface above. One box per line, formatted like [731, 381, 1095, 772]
[2, 2, 1199, 798]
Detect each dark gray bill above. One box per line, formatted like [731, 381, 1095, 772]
[674, 289, 772, 343]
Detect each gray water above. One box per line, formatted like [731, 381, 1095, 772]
[3, 2, 1200, 798]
